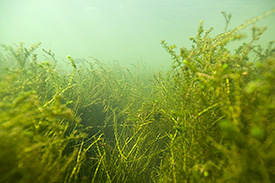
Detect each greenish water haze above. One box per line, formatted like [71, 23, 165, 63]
[0, 0, 274, 68]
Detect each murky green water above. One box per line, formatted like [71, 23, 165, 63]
[0, 0, 274, 68]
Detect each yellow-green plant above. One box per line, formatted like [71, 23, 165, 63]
[1, 9, 275, 183]
[153, 9, 275, 183]
[0, 75, 86, 183]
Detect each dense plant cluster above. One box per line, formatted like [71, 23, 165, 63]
[0, 10, 274, 183]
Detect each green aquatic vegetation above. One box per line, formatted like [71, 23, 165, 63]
[156, 9, 275, 182]
[0, 9, 275, 183]
[0, 83, 85, 183]
[0, 42, 40, 69]
[67, 60, 162, 182]
[0, 45, 96, 183]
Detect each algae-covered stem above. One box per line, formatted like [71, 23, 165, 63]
[43, 55, 77, 107]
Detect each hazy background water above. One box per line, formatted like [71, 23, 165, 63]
[0, 0, 274, 69]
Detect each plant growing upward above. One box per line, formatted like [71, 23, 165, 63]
[155, 8, 275, 183]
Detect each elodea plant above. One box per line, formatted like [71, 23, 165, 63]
[0, 43, 90, 183]
[150, 9, 275, 182]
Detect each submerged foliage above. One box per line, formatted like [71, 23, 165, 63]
[0, 9, 275, 183]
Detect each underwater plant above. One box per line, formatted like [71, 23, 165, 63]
[0, 9, 275, 183]
[155, 9, 275, 183]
